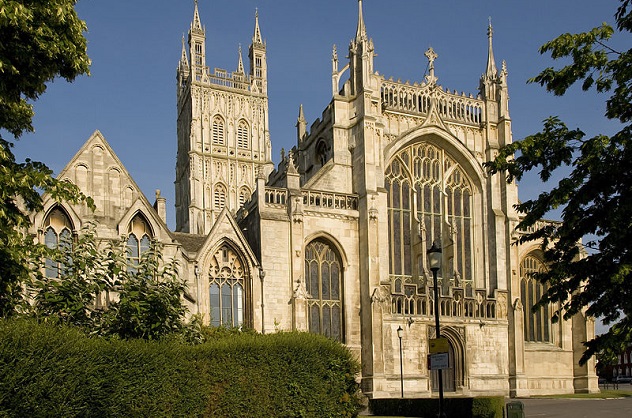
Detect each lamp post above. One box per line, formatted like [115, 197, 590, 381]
[427, 241, 445, 418]
[397, 325, 404, 397]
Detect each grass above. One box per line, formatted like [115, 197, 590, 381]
[538, 388, 632, 399]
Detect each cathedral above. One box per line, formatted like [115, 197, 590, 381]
[30, 1, 598, 398]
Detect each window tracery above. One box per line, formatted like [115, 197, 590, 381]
[214, 184, 227, 211]
[304, 239, 343, 341]
[212, 115, 225, 145]
[385, 142, 474, 295]
[237, 120, 249, 148]
[43, 207, 73, 278]
[209, 245, 247, 327]
[127, 213, 152, 270]
[520, 254, 550, 343]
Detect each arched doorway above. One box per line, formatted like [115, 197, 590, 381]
[429, 327, 465, 392]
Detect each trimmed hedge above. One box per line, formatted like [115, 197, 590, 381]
[0, 320, 360, 417]
[369, 396, 504, 418]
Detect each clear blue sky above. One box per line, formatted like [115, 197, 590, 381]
[14, 0, 622, 232]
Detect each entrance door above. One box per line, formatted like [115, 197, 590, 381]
[431, 340, 456, 392]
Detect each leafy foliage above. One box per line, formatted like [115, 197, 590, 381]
[102, 243, 187, 340]
[485, 1, 632, 363]
[27, 224, 190, 341]
[0, 0, 92, 317]
[0, 320, 362, 418]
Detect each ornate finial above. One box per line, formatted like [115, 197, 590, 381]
[424, 47, 438, 84]
[332, 44, 337, 60]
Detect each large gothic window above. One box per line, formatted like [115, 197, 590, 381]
[209, 245, 247, 327]
[237, 120, 249, 149]
[520, 255, 550, 343]
[212, 115, 225, 145]
[127, 213, 152, 271]
[43, 207, 73, 278]
[305, 240, 343, 341]
[385, 143, 474, 294]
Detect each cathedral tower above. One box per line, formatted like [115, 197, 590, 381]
[175, 1, 273, 234]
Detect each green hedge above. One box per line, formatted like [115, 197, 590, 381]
[369, 396, 504, 418]
[0, 320, 360, 417]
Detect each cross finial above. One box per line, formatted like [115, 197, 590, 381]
[424, 47, 438, 84]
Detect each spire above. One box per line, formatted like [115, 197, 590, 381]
[486, 17, 498, 77]
[192, 0, 203, 31]
[253, 8, 263, 45]
[355, 0, 367, 41]
[237, 44, 245, 74]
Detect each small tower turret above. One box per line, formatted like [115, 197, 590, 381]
[249, 9, 268, 94]
[177, 34, 190, 94]
[188, 0, 207, 82]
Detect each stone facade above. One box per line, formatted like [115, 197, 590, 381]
[30, 1, 597, 398]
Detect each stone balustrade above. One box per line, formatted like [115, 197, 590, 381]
[380, 79, 484, 126]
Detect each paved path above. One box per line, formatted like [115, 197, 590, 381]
[520, 397, 632, 417]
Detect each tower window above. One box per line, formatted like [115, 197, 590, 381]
[212, 116, 225, 145]
[214, 184, 227, 211]
[237, 120, 250, 148]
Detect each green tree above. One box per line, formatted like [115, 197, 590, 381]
[31, 223, 117, 329]
[0, 0, 92, 316]
[29, 225, 189, 341]
[486, 1, 632, 363]
[102, 242, 187, 341]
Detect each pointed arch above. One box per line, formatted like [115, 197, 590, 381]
[238, 186, 251, 207]
[237, 119, 250, 149]
[42, 205, 74, 278]
[304, 238, 344, 342]
[126, 212, 153, 269]
[214, 183, 227, 211]
[386, 141, 476, 295]
[212, 115, 225, 145]
[520, 253, 550, 343]
[430, 326, 466, 393]
[207, 239, 251, 328]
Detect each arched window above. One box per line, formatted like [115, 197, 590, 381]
[239, 187, 251, 207]
[209, 245, 248, 327]
[305, 239, 343, 341]
[237, 120, 249, 148]
[214, 184, 227, 211]
[43, 207, 73, 278]
[212, 116, 225, 145]
[520, 254, 550, 343]
[127, 213, 152, 270]
[385, 143, 474, 294]
[316, 140, 329, 166]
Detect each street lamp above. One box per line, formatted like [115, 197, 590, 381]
[397, 325, 404, 397]
[427, 241, 445, 418]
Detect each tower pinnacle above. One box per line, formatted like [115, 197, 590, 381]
[486, 17, 498, 77]
[192, 0, 202, 31]
[356, 0, 367, 41]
